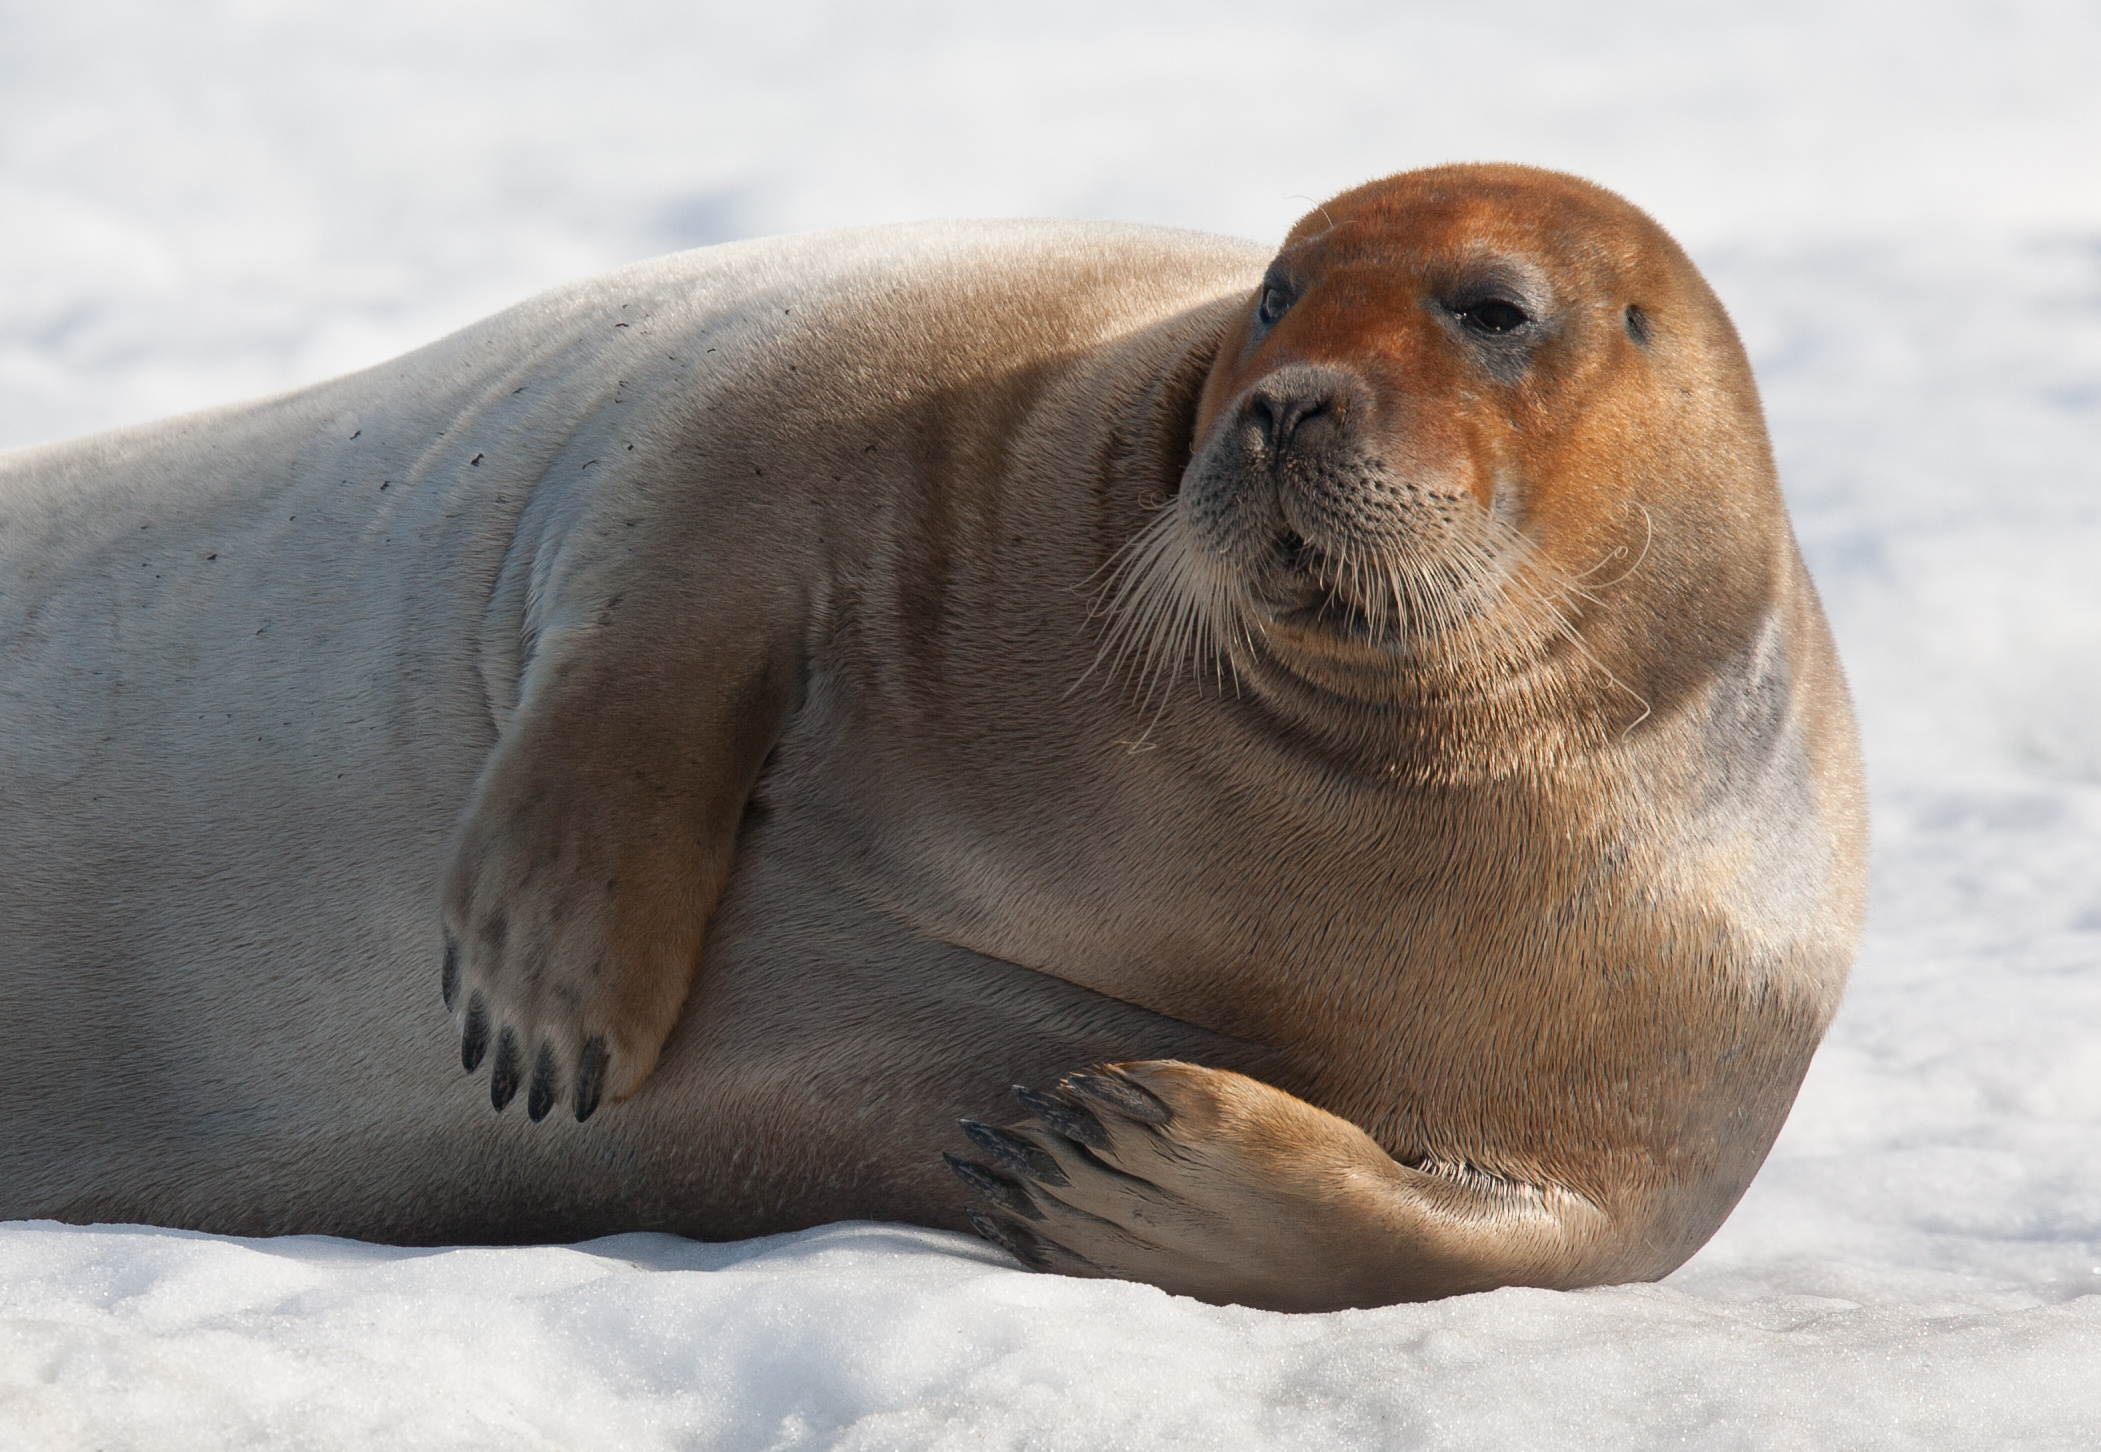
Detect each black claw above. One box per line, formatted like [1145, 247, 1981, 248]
[943, 1153, 1046, 1221]
[574, 1036, 608, 1122]
[963, 1210, 1089, 1276]
[527, 1043, 558, 1122]
[960, 1119, 1069, 1187]
[963, 1208, 1060, 1272]
[963, 1206, 1025, 1257]
[490, 1028, 523, 1110]
[1061, 1068, 1172, 1125]
[461, 994, 490, 1073]
[441, 937, 461, 1011]
[1011, 1085, 1111, 1150]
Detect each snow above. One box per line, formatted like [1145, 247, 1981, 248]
[3, 2, 2099, 1446]
[5, 1224, 2097, 1450]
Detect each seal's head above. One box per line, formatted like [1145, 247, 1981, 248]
[1104, 164, 1788, 772]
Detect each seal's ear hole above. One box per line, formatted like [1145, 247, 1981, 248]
[1624, 304, 1653, 347]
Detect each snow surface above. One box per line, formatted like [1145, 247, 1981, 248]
[3, 2, 2099, 1447]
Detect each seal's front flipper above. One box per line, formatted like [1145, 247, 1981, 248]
[440, 497, 807, 1121]
[949, 1061, 1618, 1311]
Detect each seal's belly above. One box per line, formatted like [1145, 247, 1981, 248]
[588, 787, 1272, 1235]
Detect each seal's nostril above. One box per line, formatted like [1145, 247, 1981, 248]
[1246, 392, 1281, 448]
[1284, 398, 1329, 441]
[1245, 383, 1338, 452]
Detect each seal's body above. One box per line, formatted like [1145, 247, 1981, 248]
[0, 169, 1866, 1311]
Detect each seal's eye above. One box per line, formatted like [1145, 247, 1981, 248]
[1257, 285, 1291, 326]
[1458, 299, 1530, 335]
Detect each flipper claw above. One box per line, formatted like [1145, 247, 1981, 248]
[1011, 1084, 1111, 1150]
[960, 1118, 1070, 1186]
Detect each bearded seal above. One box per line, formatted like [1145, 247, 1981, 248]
[0, 165, 1864, 1312]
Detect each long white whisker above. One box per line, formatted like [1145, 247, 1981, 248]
[1089, 478, 1654, 742]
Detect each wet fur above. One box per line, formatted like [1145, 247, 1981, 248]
[0, 170, 1866, 1309]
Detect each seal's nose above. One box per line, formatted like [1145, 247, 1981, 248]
[1243, 366, 1352, 454]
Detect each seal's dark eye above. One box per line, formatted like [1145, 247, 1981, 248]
[1257, 285, 1291, 326]
[1459, 299, 1530, 335]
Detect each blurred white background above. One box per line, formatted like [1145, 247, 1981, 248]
[4, 0, 2098, 445]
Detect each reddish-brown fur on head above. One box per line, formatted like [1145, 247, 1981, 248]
[1120, 163, 1789, 756]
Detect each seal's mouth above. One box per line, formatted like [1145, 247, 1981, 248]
[1090, 480, 1550, 708]
[1259, 529, 1393, 645]
[1273, 530, 1315, 572]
